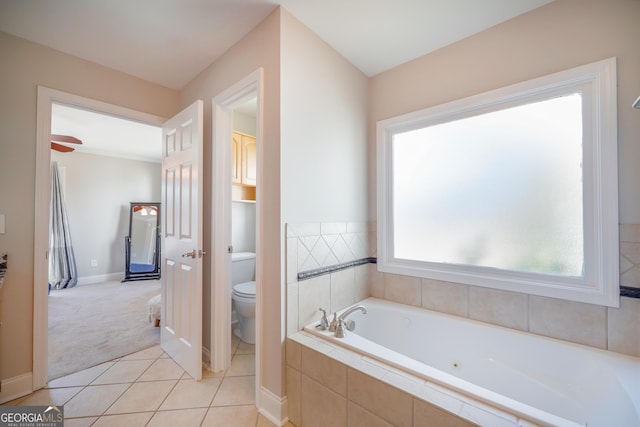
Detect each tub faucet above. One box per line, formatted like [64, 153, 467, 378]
[339, 304, 367, 321]
[329, 312, 338, 332]
[317, 308, 329, 330]
[335, 305, 367, 338]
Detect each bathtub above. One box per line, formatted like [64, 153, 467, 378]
[303, 297, 640, 427]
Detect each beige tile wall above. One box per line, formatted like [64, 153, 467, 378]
[370, 261, 639, 358]
[286, 222, 372, 334]
[285, 221, 640, 426]
[285, 338, 479, 427]
[287, 221, 639, 358]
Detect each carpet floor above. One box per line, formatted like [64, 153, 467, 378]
[48, 279, 161, 380]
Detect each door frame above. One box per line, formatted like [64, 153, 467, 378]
[211, 69, 263, 396]
[33, 87, 166, 389]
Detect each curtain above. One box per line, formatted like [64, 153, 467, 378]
[48, 161, 78, 289]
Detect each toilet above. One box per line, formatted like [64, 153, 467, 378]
[231, 252, 257, 344]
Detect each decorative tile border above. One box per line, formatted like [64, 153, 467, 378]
[298, 255, 639, 299]
[287, 222, 371, 274]
[620, 286, 640, 299]
[297, 257, 377, 281]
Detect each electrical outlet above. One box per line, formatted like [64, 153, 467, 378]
[90, 259, 98, 267]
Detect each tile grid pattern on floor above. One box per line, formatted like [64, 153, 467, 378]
[6, 338, 285, 427]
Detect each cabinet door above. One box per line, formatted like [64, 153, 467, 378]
[241, 134, 257, 186]
[231, 132, 242, 184]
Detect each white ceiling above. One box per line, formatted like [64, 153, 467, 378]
[2, 0, 553, 162]
[51, 103, 162, 163]
[0, 0, 553, 90]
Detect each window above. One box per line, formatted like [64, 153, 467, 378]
[377, 58, 619, 307]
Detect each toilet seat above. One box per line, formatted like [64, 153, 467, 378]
[231, 281, 256, 344]
[232, 281, 256, 298]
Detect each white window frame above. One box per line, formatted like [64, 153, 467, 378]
[377, 57, 619, 307]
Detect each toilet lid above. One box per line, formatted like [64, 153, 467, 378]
[233, 281, 256, 297]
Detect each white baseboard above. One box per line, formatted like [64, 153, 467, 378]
[0, 372, 33, 404]
[77, 272, 124, 286]
[258, 386, 289, 426]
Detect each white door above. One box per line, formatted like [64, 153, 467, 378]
[161, 100, 204, 380]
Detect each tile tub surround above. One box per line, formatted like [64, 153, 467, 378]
[286, 222, 374, 334]
[286, 222, 640, 357]
[287, 333, 491, 427]
[285, 222, 640, 425]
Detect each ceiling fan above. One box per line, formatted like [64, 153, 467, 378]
[51, 134, 82, 153]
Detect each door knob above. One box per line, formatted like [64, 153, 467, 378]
[182, 250, 197, 259]
[181, 249, 205, 259]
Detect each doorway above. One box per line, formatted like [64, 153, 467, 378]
[47, 102, 163, 380]
[33, 87, 167, 389]
[211, 69, 263, 407]
[228, 96, 258, 387]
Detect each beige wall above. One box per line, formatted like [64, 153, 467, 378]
[365, 0, 640, 357]
[0, 4, 367, 406]
[3, 0, 638, 414]
[368, 0, 640, 223]
[0, 32, 178, 382]
[51, 151, 161, 280]
[179, 8, 283, 396]
[280, 10, 369, 224]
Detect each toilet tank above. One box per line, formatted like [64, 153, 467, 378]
[231, 252, 256, 285]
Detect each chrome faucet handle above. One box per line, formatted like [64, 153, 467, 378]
[335, 319, 347, 338]
[317, 308, 329, 330]
[329, 312, 338, 332]
[344, 319, 356, 331]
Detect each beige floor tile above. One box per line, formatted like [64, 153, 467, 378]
[231, 331, 240, 353]
[137, 358, 184, 381]
[147, 408, 208, 427]
[47, 362, 115, 388]
[236, 340, 255, 355]
[120, 345, 164, 361]
[64, 384, 130, 418]
[257, 413, 279, 427]
[63, 417, 98, 427]
[211, 376, 255, 406]
[15, 386, 82, 406]
[105, 380, 176, 414]
[202, 368, 226, 379]
[159, 377, 222, 410]
[92, 412, 154, 427]
[201, 405, 258, 427]
[227, 353, 255, 376]
[92, 359, 154, 384]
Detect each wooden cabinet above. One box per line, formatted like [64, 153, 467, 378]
[240, 133, 257, 186]
[232, 131, 257, 201]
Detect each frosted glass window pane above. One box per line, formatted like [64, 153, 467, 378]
[392, 94, 583, 277]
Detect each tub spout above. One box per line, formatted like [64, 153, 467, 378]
[335, 304, 367, 338]
[339, 304, 367, 321]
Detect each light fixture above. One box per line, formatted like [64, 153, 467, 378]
[633, 95, 640, 109]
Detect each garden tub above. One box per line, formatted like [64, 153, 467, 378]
[304, 297, 640, 426]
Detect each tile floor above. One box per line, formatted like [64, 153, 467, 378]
[6, 336, 292, 427]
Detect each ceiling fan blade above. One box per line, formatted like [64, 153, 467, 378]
[51, 142, 75, 153]
[51, 134, 82, 145]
